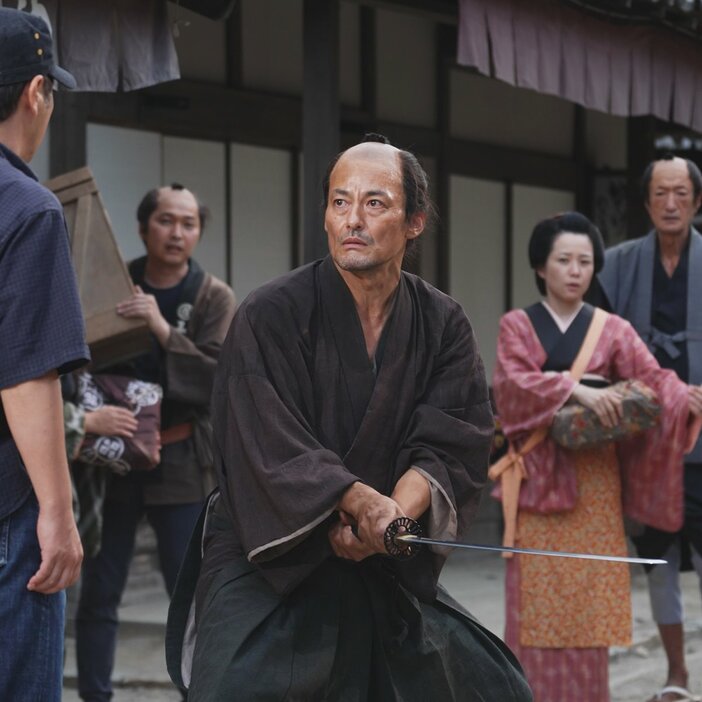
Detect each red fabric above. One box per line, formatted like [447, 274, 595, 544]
[692, 73, 702, 133]
[536, 10, 561, 97]
[584, 16, 610, 113]
[484, 0, 516, 84]
[458, 0, 702, 129]
[609, 27, 632, 117]
[456, 0, 490, 74]
[672, 42, 696, 127]
[513, 3, 539, 92]
[492, 309, 690, 532]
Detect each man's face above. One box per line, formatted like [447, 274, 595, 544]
[324, 144, 423, 275]
[141, 188, 201, 267]
[645, 159, 701, 238]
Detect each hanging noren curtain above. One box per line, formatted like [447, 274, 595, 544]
[458, 0, 702, 132]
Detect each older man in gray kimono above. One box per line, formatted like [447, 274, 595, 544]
[166, 135, 532, 701]
[598, 155, 702, 702]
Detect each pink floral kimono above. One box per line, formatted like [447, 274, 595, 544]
[492, 303, 694, 702]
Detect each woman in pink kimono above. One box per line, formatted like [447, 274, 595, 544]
[492, 212, 702, 702]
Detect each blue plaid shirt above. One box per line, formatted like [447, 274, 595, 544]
[0, 142, 89, 519]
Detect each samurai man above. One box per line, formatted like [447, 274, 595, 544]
[166, 133, 533, 702]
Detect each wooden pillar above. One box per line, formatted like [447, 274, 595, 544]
[626, 116, 657, 239]
[573, 105, 589, 215]
[302, 0, 340, 263]
[49, 92, 87, 177]
[435, 23, 455, 293]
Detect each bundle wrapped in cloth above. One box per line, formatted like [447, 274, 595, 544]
[549, 379, 660, 450]
[77, 372, 162, 474]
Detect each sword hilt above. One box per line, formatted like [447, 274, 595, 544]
[384, 517, 423, 560]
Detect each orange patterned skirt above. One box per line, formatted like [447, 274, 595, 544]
[517, 443, 631, 648]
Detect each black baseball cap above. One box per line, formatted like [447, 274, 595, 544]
[0, 7, 76, 89]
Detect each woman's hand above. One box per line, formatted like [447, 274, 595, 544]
[570, 384, 624, 428]
[84, 406, 138, 437]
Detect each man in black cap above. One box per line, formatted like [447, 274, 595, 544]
[0, 8, 89, 702]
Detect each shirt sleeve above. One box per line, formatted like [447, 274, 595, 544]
[163, 278, 236, 406]
[0, 209, 89, 390]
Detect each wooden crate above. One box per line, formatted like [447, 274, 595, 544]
[46, 167, 151, 370]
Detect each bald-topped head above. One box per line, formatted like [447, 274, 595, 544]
[323, 134, 433, 226]
[331, 141, 404, 210]
[323, 135, 430, 275]
[643, 155, 702, 239]
[135, 183, 209, 271]
[338, 140, 401, 163]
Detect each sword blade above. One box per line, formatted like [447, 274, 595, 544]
[394, 535, 666, 565]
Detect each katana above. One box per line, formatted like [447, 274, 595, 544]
[383, 517, 666, 565]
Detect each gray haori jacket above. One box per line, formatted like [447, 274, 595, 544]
[598, 228, 702, 461]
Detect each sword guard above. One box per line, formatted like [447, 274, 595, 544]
[384, 517, 423, 560]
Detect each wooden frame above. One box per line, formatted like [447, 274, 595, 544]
[45, 168, 151, 369]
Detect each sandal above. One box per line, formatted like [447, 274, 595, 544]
[651, 686, 702, 702]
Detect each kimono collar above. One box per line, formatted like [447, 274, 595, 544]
[317, 255, 415, 474]
[318, 256, 402, 373]
[128, 256, 205, 305]
[541, 300, 584, 334]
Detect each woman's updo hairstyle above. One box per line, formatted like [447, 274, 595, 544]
[528, 211, 605, 295]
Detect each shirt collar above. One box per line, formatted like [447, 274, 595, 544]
[0, 142, 38, 182]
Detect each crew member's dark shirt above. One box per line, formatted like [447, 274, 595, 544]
[0, 143, 89, 519]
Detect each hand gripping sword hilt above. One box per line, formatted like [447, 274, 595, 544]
[383, 517, 423, 560]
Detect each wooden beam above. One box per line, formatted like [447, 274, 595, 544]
[373, 122, 441, 156]
[627, 116, 656, 239]
[435, 22, 455, 292]
[49, 92, 88, 177]
[225, 1, 244, 88]
[302, 0, 341, 263]
[360, 7, 377, 118]
[351, 0, 458, 24]
[83, 81, 302, 148]
[504, 182, 513, 311]
[573, 105, 589, 214]
[446, 139, 578, 192]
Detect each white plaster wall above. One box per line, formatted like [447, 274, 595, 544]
[87, 126, 295, 300]
[448, 175, 506, 380]
[417, 155, 438, 287]
[86, 124, 161, 264]
[229, 142, 293, 302]
[163, 136, 228, 282]
[511, 184, 576, 310]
